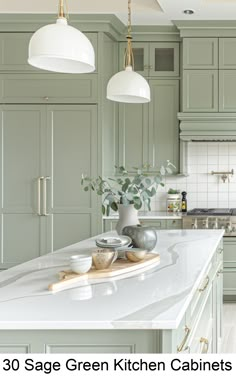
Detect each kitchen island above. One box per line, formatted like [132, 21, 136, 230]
[0, 230, 223, 353]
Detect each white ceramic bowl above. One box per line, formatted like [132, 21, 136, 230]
[70, 255, 92, 274]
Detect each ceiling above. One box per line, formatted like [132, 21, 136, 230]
[1, 0, 236, 25]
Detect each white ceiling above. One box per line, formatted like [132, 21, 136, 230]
[1, 0, 236, 25]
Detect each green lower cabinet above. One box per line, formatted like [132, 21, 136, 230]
[103, 218, 182, 232]
[223, 238, 236, 301]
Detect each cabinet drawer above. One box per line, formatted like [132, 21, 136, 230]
[0, 74, 98, 103]
[139, 219, 166, 229]
[223, 239, 236, 268]
[223, 268, 236, 296]
[187, 287, 213, 353]
[186, 261, 214, 327]
[166, 219, 182, 229]
[183, 38, 218, 69]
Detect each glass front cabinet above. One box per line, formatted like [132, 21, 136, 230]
[119, 42, 179, 77]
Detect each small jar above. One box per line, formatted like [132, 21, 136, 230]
[166, 194, 181, 212]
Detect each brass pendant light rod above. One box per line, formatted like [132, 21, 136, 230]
[124, 0, 134, 69]
[58, 0, 65, 18]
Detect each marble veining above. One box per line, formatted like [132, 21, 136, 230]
[0, 230, 223, 330]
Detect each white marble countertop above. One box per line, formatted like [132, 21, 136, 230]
[0, 229, 223, 331]
[103, 211, 184, 220]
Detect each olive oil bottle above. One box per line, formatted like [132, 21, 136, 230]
[181, 191, 187, 213]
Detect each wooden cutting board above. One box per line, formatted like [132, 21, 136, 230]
[48, 253, 160, 292]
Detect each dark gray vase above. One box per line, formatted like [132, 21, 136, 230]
[122, 225, 158, 251]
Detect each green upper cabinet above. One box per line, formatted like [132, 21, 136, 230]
[149, 80, 179, 170]
[119, 42, 179, 77]
[219, 38, 236, 69]
[183, 70, 218, 112]
[118, 102, 149, 170]
[117, 79, 179, 172]
[0, 32, 98, 72]
[183, 38, 218, 69]
[119, 42, 149, 76]
[219, 71, 236, 112]
[0, 74, 97, 103]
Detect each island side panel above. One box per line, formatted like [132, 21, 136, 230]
[0, 330, 161, 353]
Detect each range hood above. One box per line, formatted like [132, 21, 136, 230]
[178, 113, 236, 141]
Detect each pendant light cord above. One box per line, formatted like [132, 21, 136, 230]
[124, 0, 134, 69]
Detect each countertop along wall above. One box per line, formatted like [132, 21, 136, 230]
[151, 142, 236, 211]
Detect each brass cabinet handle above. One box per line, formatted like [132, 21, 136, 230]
[37, 177, 44, 216]
[42, 177, 50, 216]
[44, 96, 49, 101]
[200, 337, 209, 353]
[177, 326, 191, 353]
[198, 276, 210, 292]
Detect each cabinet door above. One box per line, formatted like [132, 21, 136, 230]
[219, 71, 236, 112]
[149, 80, 179, 170]
[46, 105, 99, 251]
[118, 103, 149, 171]
[149, 43, 179, 77]
[0, 105, 47, 268]
[0, 74, 97, 104]
[0, 32, 98, 73]
[183, 38, 218, 69]
[119, 42, 149, 76]
[219, 38, 236, 69]
[183, 70, 218, 112]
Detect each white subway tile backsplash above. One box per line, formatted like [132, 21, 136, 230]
[150, 142, 236, 212]
[208, 144, 219, 156]
[197, 165, 208, 173]
[208, 156, 218, 165]
[197, 155, 208, 164]
[197, 174, 208, 183]
[219, 144, 229, 156]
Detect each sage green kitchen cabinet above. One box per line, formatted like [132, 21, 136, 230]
[103, 218, 182, 232]
[182, 70, 218, 112]
[118, 80, 179, 172]
[149, 80, 179, 169]
[0, 74, 98, 103]
[222, 238, 236, 300]
[118, 102, 149, 169]
[219, 70, 236, 112]
[0, 32, 98, 72]
[219, 38, 236, 69]
[119, 42, 179, 77]
[0, 104, 99, 268]
[183, 38, 218, 69]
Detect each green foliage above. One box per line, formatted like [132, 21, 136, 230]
[167, 188, 180, 194]
[81, 162, 175, 213]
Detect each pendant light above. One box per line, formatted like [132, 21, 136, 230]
[28, 0, 95, 74]
[107, 0, 150, 103]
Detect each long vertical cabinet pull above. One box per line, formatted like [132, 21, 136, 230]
[37, 177, 44, 216]
[42, 177, 51, 216]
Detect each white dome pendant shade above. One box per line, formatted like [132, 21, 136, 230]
[28, 1, 95, 74]
[107, 66, 150, 103]
[106, 0, 150, 104]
